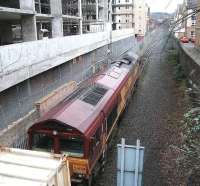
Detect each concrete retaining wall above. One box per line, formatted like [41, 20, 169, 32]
[0, 34, 137, 146]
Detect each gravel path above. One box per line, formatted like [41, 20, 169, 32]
[95, 29, 179, 186]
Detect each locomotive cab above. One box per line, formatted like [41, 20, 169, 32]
[29, 122, 84, 157]
[28, 121, 90, 181]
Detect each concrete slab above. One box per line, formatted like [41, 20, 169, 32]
[0, 29, 134, 92]
[0, 6, 34, 15]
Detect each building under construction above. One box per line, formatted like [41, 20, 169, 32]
[0, 0, 109, 45]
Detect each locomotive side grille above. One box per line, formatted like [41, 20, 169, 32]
[82, 86, 108, 106]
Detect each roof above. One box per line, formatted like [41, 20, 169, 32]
[97, 66, 129, 90]
[31, 59, 136, 136]
[34, 89, 114, 135]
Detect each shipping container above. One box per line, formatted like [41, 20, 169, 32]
[0, 147, 71, 186]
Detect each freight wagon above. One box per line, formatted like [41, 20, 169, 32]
[0, 147, 71, 186]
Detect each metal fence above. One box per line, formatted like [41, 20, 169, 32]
[117, 139, 145, 186]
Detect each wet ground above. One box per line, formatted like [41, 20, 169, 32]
[95, 28, 180, 186]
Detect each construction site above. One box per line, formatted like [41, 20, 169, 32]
[0, 0, 112, 45]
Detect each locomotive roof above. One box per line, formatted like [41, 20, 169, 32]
[31, 55, 138, 137]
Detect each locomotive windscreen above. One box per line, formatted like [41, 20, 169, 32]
[60, 137, 83, 157]
[32, 132, 84, 157]
[32, 133, 54, 153]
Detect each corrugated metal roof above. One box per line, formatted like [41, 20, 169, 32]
[0, 148, 63, 186]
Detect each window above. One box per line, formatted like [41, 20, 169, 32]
[0, 0, 20, 9]
[35, 0, 51, 14]
[60, 137, 84, 157]
[119, 19, 121, 23]
[107, 105, 118, 134]
[32, 133, 53, 152]
[191, 15, 196, 20]
[191, 31, 195, 36]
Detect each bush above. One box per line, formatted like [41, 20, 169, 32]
[168, 50, 185, 81]
[181, 91, 200, 180]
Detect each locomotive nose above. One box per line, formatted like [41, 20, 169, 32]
[122, 52, 139, 64]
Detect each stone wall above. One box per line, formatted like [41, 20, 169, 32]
[173, 38, 200, 88]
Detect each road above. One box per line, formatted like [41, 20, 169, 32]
[95, 28, 179, 186]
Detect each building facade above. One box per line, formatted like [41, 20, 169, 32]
[186, 9, 196, 40]
[112, 0, 135, 30]
[174, 0, 196, 40]
[134, 0, 150, 36]
[112, 0, 150, 36]
[174, 3, 186, 39]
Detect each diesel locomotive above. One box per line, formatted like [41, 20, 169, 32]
[28, 52, 143, 185]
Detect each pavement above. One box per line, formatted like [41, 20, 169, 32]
[95, 28, 180, 186]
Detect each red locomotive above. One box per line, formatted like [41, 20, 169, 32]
[28, 52, 143, 185]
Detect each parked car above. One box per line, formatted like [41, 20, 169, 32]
[180, 36, 189, 43]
